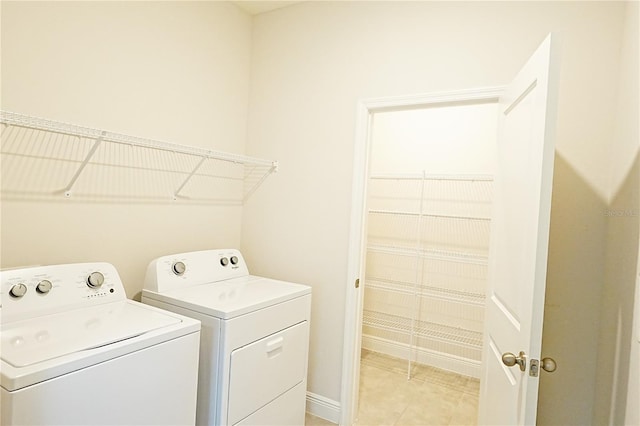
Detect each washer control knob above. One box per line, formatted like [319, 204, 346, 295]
[230, 256, 239, 265]
[9, 283, 28, 298]
[220, 257, 229, 267]
[172, 261, 186, 276]
[36, 280, 53, 294]
[87, 272, 105, 288]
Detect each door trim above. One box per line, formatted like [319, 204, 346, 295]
[340, 86, 505, 425]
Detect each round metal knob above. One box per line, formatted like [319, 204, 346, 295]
[172, 261, 186, 276]
[9, 283, 28, 298]
[502, 352, 517, 366]
[541, 357, 557, 373]
[36, 280, 52, 294]
[87, 271, 105, 288]
[502, 351, 527, 371]
[220, 257, 229, 267]
[230, 256, 238, 265]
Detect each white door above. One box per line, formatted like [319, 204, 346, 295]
[478, 33, 559, 425]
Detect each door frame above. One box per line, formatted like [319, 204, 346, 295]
[340, 86, 505, 426]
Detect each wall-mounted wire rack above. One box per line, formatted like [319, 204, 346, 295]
[0, 111, 278, 204]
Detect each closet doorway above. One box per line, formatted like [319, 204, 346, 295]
[343, 34, 559, 426]
[360, 99, 497, 425]
[340, 87, 505, 426]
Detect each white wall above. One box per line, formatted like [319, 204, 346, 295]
[242, 2, 628, 424]
[370, 103, 497, 175]
[628, 246, 640, 424]
[595, 2, 639, 424]
[0, 1, 252, 298]
[607, 1, 640, 203]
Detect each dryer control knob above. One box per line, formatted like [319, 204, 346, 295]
[36, 280, 53, 294]
[172, 261, 186, 276]
[9, 283, 27, 298]
[230, 256, 239, 265]
[220, 257, 229, 267]
[87, 272, 105, 288]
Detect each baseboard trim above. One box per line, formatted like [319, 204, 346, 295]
[362, 335, 481, 378]
[306, 391, 341, 424]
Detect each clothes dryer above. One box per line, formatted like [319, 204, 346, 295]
[142, 249, 311, 426]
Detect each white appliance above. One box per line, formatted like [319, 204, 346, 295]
[142, 249, 311, 426]
[1, 262, 201, 426]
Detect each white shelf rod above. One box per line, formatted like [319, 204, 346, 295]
[369, 208, 491, 222]
[0, 110, 276, 169]
[370, 173, 493, 182]
[407, 170, 426, 379]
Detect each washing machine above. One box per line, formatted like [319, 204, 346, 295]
[141, 249, 311, 426]
[0, 262, 201, 426]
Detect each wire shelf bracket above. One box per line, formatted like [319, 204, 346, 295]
[62, 132, 105, 198]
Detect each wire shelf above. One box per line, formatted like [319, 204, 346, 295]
[0, 110, 278, 204]
[367, 243, 488, 265]
[370, 173, 493, 182]
[369, 208, 491, 222]
[368, 175, 493, 218]
[362, 310, 483, 349]
[365, 278, 486, 306]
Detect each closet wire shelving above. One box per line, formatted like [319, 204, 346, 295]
[0, 110, 278, 204]
[362, 172, 493, 379]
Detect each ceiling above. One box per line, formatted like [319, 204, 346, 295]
[232, 1, 304, 15]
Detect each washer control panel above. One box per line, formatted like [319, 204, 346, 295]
[1, 262, 125, 323]
[144, 249, 250, 293]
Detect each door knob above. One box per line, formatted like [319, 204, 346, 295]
[501, 351, 526, 371]
[530, 356, 557, 376]
[541, 357, 557, 373]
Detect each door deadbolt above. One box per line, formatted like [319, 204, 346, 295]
[502, 351, 527, 372]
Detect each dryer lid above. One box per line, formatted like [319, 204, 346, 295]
[145, 276, 311, 319]
[1, 301, 181, 367]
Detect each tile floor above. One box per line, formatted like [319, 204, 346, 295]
[305, 412, 338, 425]
[306, 349, 479, 426]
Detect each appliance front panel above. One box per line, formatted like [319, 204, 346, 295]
[1, 333, 199, 426]
[227, 321, 308, 425]
[141, 295, 222, 426]
[234, 381, 307, 426]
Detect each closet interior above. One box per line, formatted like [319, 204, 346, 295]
[363, 173, 492, 378]
[360, 101, 498, 381]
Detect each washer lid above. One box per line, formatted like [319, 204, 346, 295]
[145, 276, 311, 319]
[1, 301, 181, 367]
